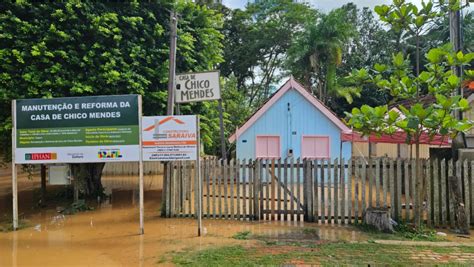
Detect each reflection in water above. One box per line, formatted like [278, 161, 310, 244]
[33, 224, 41, 232]
[139, 234, 144, 267]
[50, 214, 66, 226]
[12, 231, 17, 267]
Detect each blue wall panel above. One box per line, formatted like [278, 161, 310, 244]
[236, 88, 351, 160]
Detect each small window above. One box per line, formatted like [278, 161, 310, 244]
[302, 136, 330, 159]
[256, 136, 280, 159]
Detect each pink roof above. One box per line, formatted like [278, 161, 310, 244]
[228, 77, 351, 143]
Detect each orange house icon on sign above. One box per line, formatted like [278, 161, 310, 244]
[143, 116, 185, 134]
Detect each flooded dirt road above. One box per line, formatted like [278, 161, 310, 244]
[1, 171, 471, 266]
[0, 172, 366, 266]
[0, 203, 366, 266]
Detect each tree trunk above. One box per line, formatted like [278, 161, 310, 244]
[318, 82, 323, 102]
[415, 142, 423, 227]
[415, 33, 420, 97]
[368, 141, 372, 159]
[363, 207, 394, 233]
[70, 163, 106, 198]
[303, 73, 311, 93]
[40, 164, 46, 205]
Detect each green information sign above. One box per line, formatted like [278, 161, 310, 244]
[14, 95, 140, 164]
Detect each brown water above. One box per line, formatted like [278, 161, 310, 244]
[0, 213, 367, 266]
[1, 172, 470, 266]
[0, 192, 365, 266]
[0, 172, 367, 266]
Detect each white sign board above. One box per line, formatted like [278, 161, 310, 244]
[175, 71, 220, 103]
[142, 115, 197, 161]
[48, 165, 71, 185]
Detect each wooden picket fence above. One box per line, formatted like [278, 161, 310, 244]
[162, 157, 474, 228]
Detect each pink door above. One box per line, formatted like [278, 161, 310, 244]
[256, 136, 280, 159]
[302, 136, 330, 159]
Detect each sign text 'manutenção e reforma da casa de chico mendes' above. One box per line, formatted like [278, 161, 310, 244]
[14, 95, 140, 164]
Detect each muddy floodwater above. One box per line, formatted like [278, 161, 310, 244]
[0, 171, 370, 266]
[1, 170, 470, 266]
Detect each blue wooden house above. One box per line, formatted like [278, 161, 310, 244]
[229, 77, 352, 160]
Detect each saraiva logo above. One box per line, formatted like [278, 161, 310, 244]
[25, 153, 57, 161]
[144, 116, 185, 139]
[98, 149, 123, 159]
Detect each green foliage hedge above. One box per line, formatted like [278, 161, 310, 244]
[0, 0, 224, 156]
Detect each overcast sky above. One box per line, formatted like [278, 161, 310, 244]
[222, 0, 424, 12]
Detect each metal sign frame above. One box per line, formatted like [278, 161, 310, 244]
[11, 96, 145, 235]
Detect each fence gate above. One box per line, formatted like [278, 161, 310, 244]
[258, 159, 304, 221]
[163, 157, 474, 228]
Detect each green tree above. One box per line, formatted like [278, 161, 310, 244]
[346, 46, 474, 226]
[0, 1, 224, 197]
[423, 10, 474, 68]
[374, 0, 450, 96]
[220, 0, 316, 107]
[332, 7, 397, 116]
[344, 0, 474, 226]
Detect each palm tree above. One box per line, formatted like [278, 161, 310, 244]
[287, 5, 356, 103]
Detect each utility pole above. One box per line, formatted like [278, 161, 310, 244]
[167, 11, 178, 116]
[449, 1, 469, 234]
[450, 2, 465, 161]
[163, 11, 178, 217]
[450, 3, 462, 96]
[218, 99, 226, 160]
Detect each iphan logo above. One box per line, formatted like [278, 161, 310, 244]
[98, 149, 123, 159]
[25, 153, 57, 161]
